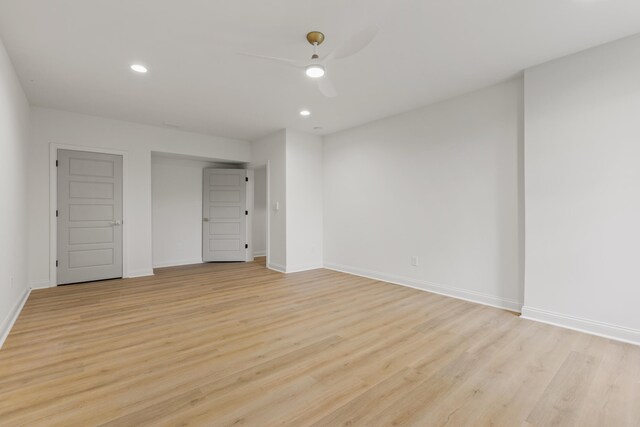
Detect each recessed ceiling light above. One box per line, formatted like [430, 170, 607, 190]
[300, 110, 311, 117]
[130, 64, 148, 73]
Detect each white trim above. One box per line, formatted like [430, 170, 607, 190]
[268, 262, 286, 273]
[286, 264, 324, 273]
[249, 160, 270, 273]
[153, 259, 203, 268]
[245, 169, 254, 262]
[521, 306, 640, 346]
[324, 262, 523, 313]
[253, 251, 267, 257]
[0, 287, 31, 349]
[247, 162, 271, 268]
[126, 269, 155, 278]
[50, 143, 130, 286]
[265, 162, 271, 268]
[29, 281, 52, 290]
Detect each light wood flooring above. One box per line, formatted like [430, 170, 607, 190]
[1, 258, 639, 426]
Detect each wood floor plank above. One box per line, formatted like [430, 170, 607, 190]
[526, 350, 601, 426]
[0, 258, 638, 426]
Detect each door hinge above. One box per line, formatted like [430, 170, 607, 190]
[245, 177, 249, 182]
[245, 244, 248, 249]
[56, 210, 58, 217]
[55, 160, 58, 167]
[56, 260, 58, 267]
[245, 210, 248, 216]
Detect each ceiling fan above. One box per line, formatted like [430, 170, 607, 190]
[240, 26, 379, 98]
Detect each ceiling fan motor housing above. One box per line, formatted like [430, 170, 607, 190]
[306, 31, 325, 45]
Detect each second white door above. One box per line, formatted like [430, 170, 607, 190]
[57, 149, 123, 284]
[202, 169, 247, 262]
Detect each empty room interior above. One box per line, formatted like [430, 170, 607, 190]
[1, 1, 640, 425]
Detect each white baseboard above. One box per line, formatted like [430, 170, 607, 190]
[152, 258, 203, 268]
[268, 262, 286, 273]
[253, 251, 266, 257]
[286, 264, 324, 273]
[521, 306, 640, 346]
[324, 262, 523, 313]
[29, 280, 52, 289]
[0, 287, 31, 349]
[126, 269, 155, 278]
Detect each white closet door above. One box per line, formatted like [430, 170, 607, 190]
[57, 150, 123, 284]
[202, 169, 247, 262]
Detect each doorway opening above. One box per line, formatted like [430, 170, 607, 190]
[151, 153, 242, 268]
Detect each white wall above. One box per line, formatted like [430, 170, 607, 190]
[151, 155, 239, 268]
[323, 79, 524, 311]
[250, 130, 286, 270]
[0, 36, 30, 346]
[252, 166, 267, 257]
[286, 130, 323, 272]
[522, 34, 640, 344]
[28, 108, 250, 287]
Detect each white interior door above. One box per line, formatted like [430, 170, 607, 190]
[203, 169, 247, 262]
[57, 150, 123, 285]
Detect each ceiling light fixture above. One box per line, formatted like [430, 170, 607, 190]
[305, 63, 325, 78]
[300, 110, 311, 117]
[305, 32, 326, 79]
[130, 64, 148, 73]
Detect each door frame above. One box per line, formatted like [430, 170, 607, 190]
[245, 169, 254, 263]
[49, 143, 129, 287]
[250, 162, 270, 268]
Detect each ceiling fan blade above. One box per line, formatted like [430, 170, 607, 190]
[237, 52, 306, 68]
[317, 76, 338, 98]
[330, 24, 379, 60]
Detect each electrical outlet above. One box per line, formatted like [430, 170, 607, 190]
[411, 256, 419, 267]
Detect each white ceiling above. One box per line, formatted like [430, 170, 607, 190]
[1, 0, 639, 141]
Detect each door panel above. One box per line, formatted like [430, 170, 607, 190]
[69, 227, 113, 244]
[57, 150, 123, 285]
[203, 169, 247, 262]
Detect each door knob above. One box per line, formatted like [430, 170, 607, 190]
[203, 218, 209, 222]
